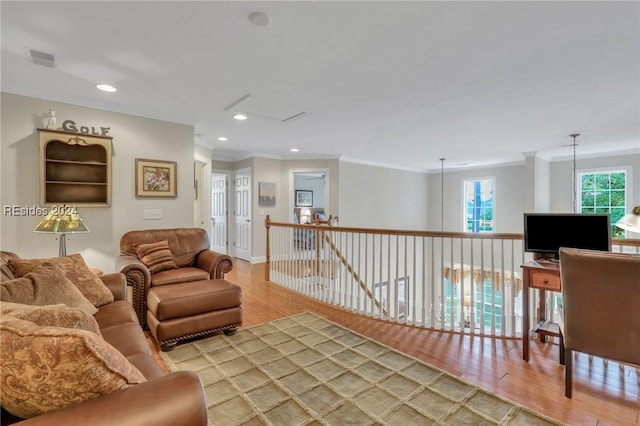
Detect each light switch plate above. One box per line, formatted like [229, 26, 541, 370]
[143, 209, 162, 220]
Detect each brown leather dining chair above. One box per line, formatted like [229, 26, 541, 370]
[558, 247, 640, 398]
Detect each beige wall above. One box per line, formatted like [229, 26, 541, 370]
[339, 161, 430, 230]
[1, 93, 196, 272]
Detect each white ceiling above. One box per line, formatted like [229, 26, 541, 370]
[2, 1, 638, 172]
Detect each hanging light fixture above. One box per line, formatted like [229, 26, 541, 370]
[440, 158, 445, 232]
[569, 133, 579, 213]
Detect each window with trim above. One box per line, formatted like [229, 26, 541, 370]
[463, 178, 494, 232]
[578, 170, 627, 238]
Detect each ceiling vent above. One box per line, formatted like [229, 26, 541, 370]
[29, 49, 55, 68]
[224, 94, 311, 123]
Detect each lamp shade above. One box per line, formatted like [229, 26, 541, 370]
[34, 210, 90, 234]
[34, 210, 90, 257]
[616, 205, 640, 233]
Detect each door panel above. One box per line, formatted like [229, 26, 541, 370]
[234, 174, 251, 261]
[211, 174, 227, 254]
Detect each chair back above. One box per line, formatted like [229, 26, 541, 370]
[120, 228, 210, 267]
[559, 247, 640, 365]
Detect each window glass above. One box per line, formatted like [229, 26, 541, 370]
[578, 170, 626, 238]
[463, 178, 494, 232]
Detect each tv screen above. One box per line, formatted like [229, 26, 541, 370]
[523, 213, 611, 257]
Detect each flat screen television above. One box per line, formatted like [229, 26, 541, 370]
[523, 213, 611, 259]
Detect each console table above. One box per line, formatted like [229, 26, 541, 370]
[522, 260, 564, 363]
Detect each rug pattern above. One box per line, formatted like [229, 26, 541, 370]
[161, 312, 564, 426]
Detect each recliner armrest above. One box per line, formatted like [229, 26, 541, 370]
[196, 249, 233, 279]
[116, 254, 152, 328]
[13, 371, 207, 426]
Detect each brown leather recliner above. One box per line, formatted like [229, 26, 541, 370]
[558, 247, 640, 398]
[116, 228, 233, 329]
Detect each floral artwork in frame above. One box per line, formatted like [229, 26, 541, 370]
[135, 158, 177, 198]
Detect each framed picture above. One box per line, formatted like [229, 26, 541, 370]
[135, 158, 177, 198]
[259, 182, 276, 206]
[295, 190, 313, 207]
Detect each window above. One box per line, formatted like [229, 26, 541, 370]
[578, 170, 627, 238]
[463, 178, 494, 232]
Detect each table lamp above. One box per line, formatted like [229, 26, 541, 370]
[33, 210, 90, 256]
[300, 208, 312, 224]
[616, 205, 640, 233]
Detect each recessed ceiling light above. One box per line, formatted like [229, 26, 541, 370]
[233, 113, 247, 120]
[217, 137, 228, 142]
[96, 83, 117, 92]
[290, 148, 299, 152]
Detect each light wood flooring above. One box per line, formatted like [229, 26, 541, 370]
[147, 260, 640, 425]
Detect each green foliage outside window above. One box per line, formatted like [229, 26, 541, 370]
[579, 171, 626, 238]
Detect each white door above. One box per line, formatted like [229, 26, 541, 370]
[211, 174, 228, 254]
[234, 171, 251, 261]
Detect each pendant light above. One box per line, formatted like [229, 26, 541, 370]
[569, 133, 579, 213]
[440, 158, 445, 231]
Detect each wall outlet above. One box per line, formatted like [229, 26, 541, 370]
[143, 209, 162, 220]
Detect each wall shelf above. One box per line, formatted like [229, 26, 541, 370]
[39, 129, 112, 207]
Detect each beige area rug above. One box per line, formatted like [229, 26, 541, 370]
[161, 312, 564, 426]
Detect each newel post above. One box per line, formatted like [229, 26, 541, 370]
[265, 215, 271, 281]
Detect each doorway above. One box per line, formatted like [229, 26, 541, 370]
[291, 170, 329, 223]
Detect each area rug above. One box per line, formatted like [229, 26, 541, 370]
[161, 312, 564, 426]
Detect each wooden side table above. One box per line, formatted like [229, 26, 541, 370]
[522, 260, 564, 363]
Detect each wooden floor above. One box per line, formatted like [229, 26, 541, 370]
[148, 260, 640, 425]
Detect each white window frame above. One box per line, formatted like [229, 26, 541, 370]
[462, 176, 495, 233]
[577, 165, 632, 236]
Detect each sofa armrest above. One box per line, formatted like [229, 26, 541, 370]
[116, 254, 151, 328]
[13, 371, 207, 426]
[196, 249, 233, 279]
[99, 273, 127, 301]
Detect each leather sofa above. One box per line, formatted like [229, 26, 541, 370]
[0, 251, 207, 426]
[116, 228, 233, 329]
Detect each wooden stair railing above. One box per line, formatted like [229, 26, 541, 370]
[320, 230, 388, 317]
[265, 216, 387, 316]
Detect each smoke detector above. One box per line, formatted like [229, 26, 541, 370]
[249, 12, 271, 27]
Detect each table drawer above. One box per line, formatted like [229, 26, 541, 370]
[531, 271, 561, 291]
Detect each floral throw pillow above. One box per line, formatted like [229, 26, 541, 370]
[1, 264, 98, 315]
[8, 253, 114, 307]
[134, 240, 178, 274]
[0, 316, 146, 419]
[1, 301, 101, 335]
